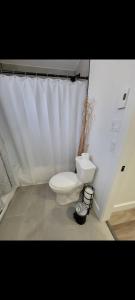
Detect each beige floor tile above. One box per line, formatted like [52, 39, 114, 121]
[4, 188, 31, 218]
[0, 216, 25, 240]
[0, 184, 113, 240]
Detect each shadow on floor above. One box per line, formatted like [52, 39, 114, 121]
[66, 205, 75, 221]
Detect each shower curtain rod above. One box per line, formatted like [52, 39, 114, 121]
[0, 69, 88, 82]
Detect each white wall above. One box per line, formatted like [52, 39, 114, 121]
[0, 60, 80, 72]
[106, 110, 135, 214]
[0, 139, 16, 221]
[88, 60, 135, 220]
[76, 60, 89, 77]
[0, 155, 11, 197]
[0, 60, 89, 76]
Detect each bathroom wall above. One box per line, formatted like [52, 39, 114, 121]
[76, 60, 89, 77]
[105, 108, 135, 216]
[0, 152, 12, 214]
[0, 60, 80, 69]
[88, 60, 135, 220]
[0, 155, 11, 197]
[0, 137, 16, 218]
[0, 60, 89, 76]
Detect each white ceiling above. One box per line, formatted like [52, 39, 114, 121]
[0, 60, 80, 72]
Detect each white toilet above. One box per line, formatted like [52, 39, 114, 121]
[49, 153, 96, 205]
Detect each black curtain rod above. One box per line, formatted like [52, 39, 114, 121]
[0, 70, 88, 82]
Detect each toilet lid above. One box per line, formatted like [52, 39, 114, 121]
[50, 172, 79, 189]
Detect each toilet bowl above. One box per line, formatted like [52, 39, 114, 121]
[49, 172, 83, 205]
[49, 154, 96, 205]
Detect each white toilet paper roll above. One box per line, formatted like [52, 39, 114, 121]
[81, 153, 89, 160]
[85, 187, 93, 195]
[84, 191, 91, 200]
[84, 196, 91, 204]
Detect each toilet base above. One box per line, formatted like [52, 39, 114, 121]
[56, 185, 83, 205]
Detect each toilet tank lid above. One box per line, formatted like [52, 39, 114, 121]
[76, 157, 96, 170]
[50, 172, 79, 189]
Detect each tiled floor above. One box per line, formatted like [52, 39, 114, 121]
[0, 184, 113, 240]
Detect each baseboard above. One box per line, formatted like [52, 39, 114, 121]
[93, 198, 100, 218]
[113, 201, 135, 212]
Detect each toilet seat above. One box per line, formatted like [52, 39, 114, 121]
[49, 155, 96, 205]
[49, 172, 81, 192]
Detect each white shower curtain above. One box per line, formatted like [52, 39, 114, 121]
[0, 75, 87, 186]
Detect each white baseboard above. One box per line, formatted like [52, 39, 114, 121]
[93, 198, 100, 218]
[113, 201, 135, 212]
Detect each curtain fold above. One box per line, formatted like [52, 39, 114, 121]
[0, 75, 87, 186]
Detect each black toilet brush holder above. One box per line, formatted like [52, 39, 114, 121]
[73, 202, 88, 225]
[73, 211, 87, 225]
[73, 185, 94, 225]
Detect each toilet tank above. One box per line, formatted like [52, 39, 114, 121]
[76, 156, 96, 183]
